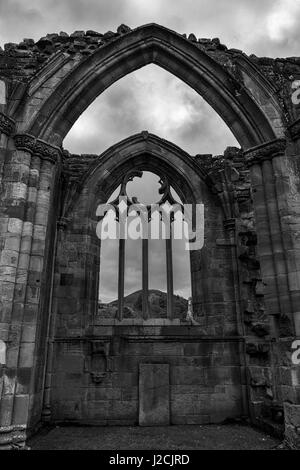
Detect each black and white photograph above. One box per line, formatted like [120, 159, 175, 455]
[0, 0, 300, 456]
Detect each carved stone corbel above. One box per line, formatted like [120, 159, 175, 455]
[85, 339, 113, 384]
[244, 138, 286, 167]
[13, 133, 62, 164]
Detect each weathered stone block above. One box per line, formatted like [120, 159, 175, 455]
[139, 363, 170, 426]
[171, 366, 205, 385]
[285, 423, 300, 449]
[59, 355, 84, 373]
[19, 342, 35, 368]
[12, 395, 29, 424]
[121, 386, 138, 401]
[0, 395, 14, 426]
[7, 218, 22, 234]
[0, 250, 18, 267]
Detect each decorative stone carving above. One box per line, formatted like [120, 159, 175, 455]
[86, 340, 112, 384]
[141, 130, 149, 140]
[250, 376, 270, 388]
[251, 322, 269, 337]
[246, 342, 270, 357]
[249, 366, 271, 390]
[0, 424, 28, 449]
[13, 133, 62, 164]
[238, 230, 260, 270]
[0, 111, 15, 136]
[244, 138, 286, 166]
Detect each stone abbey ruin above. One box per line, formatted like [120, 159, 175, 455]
[0, 23, 300, 449]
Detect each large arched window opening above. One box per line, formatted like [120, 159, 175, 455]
[98, 170, 192, 321]
[60, 64, 238, 325]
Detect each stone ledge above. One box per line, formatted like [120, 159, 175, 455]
[13, 133, 62, 164]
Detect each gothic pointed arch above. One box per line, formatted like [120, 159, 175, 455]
[11, 24, 284, 149]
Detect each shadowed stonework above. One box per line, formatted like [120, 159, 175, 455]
[0, 23, 300, 449]
[28, 424, 280, 450]
[139, 364, 170, 426]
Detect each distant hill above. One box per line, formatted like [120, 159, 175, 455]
[98, 289, 188, 319]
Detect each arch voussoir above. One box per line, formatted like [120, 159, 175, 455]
[18, 24, 277, 149]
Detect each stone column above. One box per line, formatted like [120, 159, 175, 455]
[244, 137, 300, 448]
[244, 139, 293, 329]
[0, 133, 61, 448]
[0, 112, 15, 187]
[0, 112, 27, 448]
[166, 229, 174, 319]
[117, 238, 125, 320]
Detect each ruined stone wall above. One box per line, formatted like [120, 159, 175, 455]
[45, 142, 283, 429]
[50, 334, 244, 426]
[0, 24, 299, 134]
[0, 24, 300, 447]
[43, 139, 246, 426]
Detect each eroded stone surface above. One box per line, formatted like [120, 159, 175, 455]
[139, 364, 170, 426]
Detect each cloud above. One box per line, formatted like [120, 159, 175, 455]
[64, 65, 237, 156]
[1, 0, 299, 55]
[0, 0, 43, 45]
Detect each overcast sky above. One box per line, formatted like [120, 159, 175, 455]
[1, 0, 298, 302]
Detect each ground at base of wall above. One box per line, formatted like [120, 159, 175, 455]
[28, 424, 281, 450]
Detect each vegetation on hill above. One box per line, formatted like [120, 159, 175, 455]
[98, 289, 188, 319]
